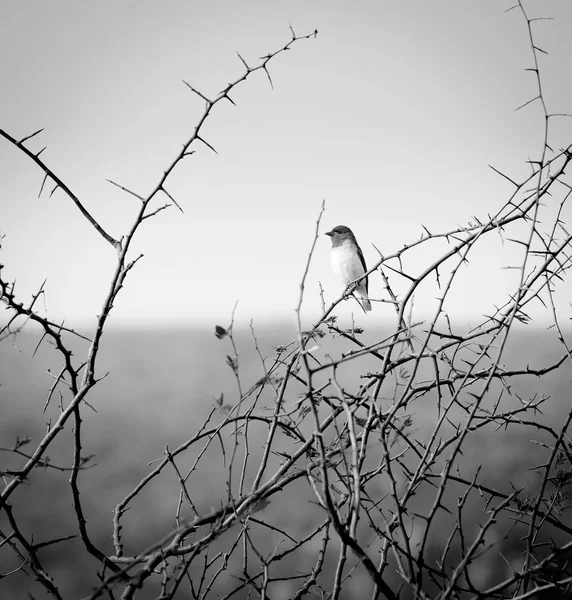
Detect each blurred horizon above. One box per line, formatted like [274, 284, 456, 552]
[2, 323, 572, 599]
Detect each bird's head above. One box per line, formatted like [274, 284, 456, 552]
[325, 225, 355, 246]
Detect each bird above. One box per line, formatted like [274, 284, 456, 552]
[325, 225, 372, 312]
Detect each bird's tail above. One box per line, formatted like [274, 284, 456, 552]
[360, 297, 372, 312]
[355, 287, 372, 312]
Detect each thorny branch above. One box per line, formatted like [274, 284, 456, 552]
[3, 6, 572, 600]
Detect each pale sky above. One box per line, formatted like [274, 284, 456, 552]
[2, 1, 572, 327]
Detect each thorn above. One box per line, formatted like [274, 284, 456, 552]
[488, 164, 518, 187]
[515, 95, 540, 112]
[197, 136, 218, 154]
[223, 92, 237, 107]
[38, 172, 49, 198]
[160, 186, 184, 214]
[18, 128, 44, 145]
[181, 80, 212, 104]
[106, 179, 145, 202]
[236, 52, 249, 70]
[263, 65, 274, 90]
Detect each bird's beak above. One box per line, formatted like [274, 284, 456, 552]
[325, 231, 333, 237]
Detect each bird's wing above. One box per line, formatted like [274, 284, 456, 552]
[356, 242, 369, 294]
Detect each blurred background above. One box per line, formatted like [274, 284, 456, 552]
[3, 1, 572, 598]
[2, 325, 571, 598]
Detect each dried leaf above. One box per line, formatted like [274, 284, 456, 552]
[215, 325, 227, 339]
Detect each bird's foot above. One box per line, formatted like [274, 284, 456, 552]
[342, 282, 358, 301]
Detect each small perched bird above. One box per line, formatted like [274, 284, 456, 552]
[325, 225, 372, 312]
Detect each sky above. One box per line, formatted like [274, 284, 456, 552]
[2, 1, 572, 328]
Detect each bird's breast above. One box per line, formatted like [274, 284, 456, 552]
[331, 242, 364, 285]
